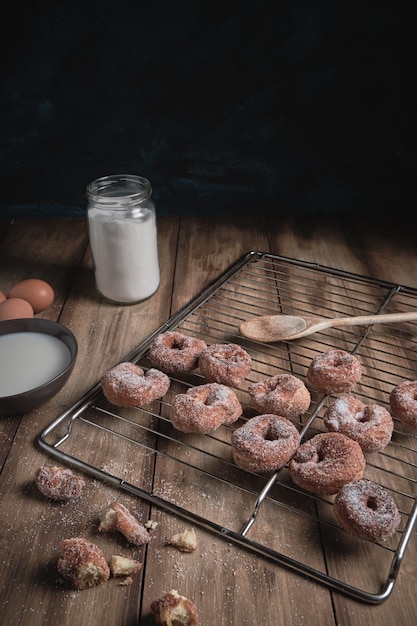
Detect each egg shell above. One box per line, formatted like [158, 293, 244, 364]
[0, 290, 6, 303]
[0, 298, 34, 321]
[7, 279, 54, 313]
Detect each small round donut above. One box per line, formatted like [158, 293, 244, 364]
[323, 396, 394, 453]
[148, 331, 207, 374]
[171, 382, 243, 434]
[101, 362, 170, 407]
[289, 432, 366, 495]
[248, 374, 311, 418]
[231, 414, 300, 473]
[307, 349, 362, 395]
[334, 479, 401, 542]
[198, 343, 251, 387]
[389, 380, 417, 427]
[35, 466, 85, 501]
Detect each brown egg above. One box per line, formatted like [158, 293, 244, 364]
[7, 279, 55, 313]
[0, 298, 34, 321]
[0, 290, 6, 303]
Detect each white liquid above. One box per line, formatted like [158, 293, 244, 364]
[88, 208, 160, 303]
[0, 332, 71, 397]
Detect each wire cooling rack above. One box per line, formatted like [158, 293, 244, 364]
[39, 251, 417, 603]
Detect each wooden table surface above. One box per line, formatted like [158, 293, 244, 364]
[0, 214, 416, 626]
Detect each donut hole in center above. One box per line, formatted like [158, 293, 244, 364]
[366, 496, 378, 511]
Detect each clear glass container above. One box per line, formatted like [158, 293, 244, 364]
[86, 174, 160, 304]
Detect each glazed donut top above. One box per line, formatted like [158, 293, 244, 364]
[323, 396, 394, 453]
[389, 380, 417, 427]
[248, 373, 311, 418]
[307, 349, 362, 395]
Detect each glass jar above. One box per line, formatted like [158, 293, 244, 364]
[86, 174, 160, 303]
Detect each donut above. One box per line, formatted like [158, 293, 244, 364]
[99, 502, 151, 546]
[389, 380, 417, 427]
[323, 396, 394, 452]
[307, 349, 362, 395]
[334, 479, 401, 542]
[198, 343, 251, 387]
[289, 432, 366, 495]
[231, 414, 300, 473]
[57, 538, 110, 589]
[151, 589, 198, 626]
[248, 373, 311, 418]
[101, 362, 170, 407]
[148, 331, 207, 374]
[35, 466, 85, 501]
[171, 383, 242, 434]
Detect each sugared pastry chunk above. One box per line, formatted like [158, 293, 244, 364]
[57, 537, 110, 590]
[151, 589, 198, 626]
[109, 554, 142, 577]
[35, 466, 85, 501]
[168, 528, 198, 552]
[99, 502, 151, 546]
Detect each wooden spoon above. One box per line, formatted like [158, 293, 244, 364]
[239, 311, 417, 342]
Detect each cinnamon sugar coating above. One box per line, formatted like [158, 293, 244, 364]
[198, 343, 251, 387]
[148, 331, 207, 374]
[289, 432, 366, 495]
[307, 349, 362, 395]
[151, 589, 198, 626]
[35, 466, 85, 501]
[101, 362, 170, 407]
[231, 414, 300, 473]
[172, 383, 242, 433]
[99, 502, 151, 546]
[324, 396, 393, 452]
[390, 380, 417, 427]
[57, 538, 110, 589]
[334, 479, 401, 542]
[248, 373, 311, 418]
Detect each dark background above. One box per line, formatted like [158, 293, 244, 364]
[0, 1, 414, 219]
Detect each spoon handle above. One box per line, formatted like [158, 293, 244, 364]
[330, 311, 417, 328]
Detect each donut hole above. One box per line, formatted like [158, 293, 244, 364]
[366, 495, 378, 511]
[264, 425, 276, 441]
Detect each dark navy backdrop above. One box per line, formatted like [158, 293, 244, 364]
[0, 1, 414, 218]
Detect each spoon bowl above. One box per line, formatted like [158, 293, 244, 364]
[239, 311, 417, 343]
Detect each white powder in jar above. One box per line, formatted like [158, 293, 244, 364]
[88, 207, 160, 303]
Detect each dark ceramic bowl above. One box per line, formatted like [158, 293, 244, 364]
[0, 318, 78, 416]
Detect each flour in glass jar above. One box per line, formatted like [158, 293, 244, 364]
[88, 207, 160, 303]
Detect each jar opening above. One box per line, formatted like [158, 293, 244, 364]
[87, 174, 152, 205]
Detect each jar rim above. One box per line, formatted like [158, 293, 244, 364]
[86, 174, 152, 203]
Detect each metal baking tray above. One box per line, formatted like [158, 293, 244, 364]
[39, 251, 417, 603]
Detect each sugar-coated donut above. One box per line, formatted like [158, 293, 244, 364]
[35, 466, 85, 501]
[231, 414, 300, 473]
[172, 383, 242, 434]
[389, 380, 417, 427]
[323, 396, 394, 452]
[57, 538, 110, 589]
[289, 432, 366, 495]
[248, 373, 311, 418]
[198, 343, 251, 387]
[334, 479, 401, 542]
[101, 362, 170, 407]
[148, 331, 207, 374]
[307, 349, 362, 395]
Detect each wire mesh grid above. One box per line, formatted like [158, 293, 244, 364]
[39, 251, 417, 603]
